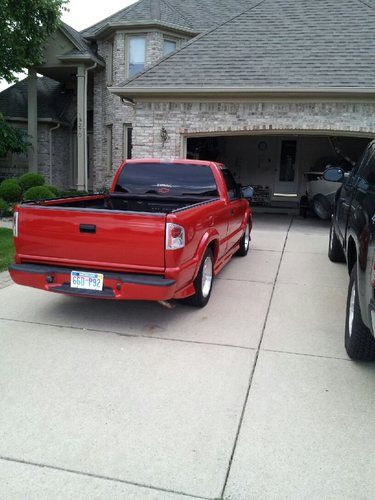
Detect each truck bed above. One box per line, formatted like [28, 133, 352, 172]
[37, 193, 217, 214]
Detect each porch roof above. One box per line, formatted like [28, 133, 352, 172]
[112, 0, 375, 96]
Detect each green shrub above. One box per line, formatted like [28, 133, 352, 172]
[0, 198, 12, 217]
[46, 185, 60, 197]
[0, 179, 22, 202]
[60, 189, 89, 197]
[19, 172, 45, 192]
[23, 186, 55, 201]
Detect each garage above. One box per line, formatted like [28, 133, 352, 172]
[186, 133, 371, 211]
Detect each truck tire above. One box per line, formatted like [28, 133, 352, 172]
[185, 248, 214, 308]
[345, 266, 375, 361]
[328, 219, 345, 263]
[236, 222, 251, 257]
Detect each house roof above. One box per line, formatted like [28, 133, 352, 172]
[0, 77, 72, 122]
[113, 0, 375, 95]
[60, 23, 104, 65]
[81, 0, 255, 37]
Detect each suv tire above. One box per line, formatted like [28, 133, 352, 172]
[328, 219, 345, 263]
[345, 266, 375, 361]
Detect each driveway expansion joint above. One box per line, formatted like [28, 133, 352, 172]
[0, 317, 258, 352]
[0, 456, 211, 500]
[220, 216, 294, 498]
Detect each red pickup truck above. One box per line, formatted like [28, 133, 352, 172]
[10, 159, 252, 307]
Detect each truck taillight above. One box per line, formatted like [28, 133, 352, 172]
[166, 223, 185, 250]
[13, 211, 18, 238]
[371, 253, 375, 288]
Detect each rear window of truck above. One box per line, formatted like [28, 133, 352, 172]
[114, 163, 218, 197]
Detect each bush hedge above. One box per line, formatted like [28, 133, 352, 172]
[0, 179, 22, 202]
[46, 185, 60, 197]
[23, 186, 55, 201]
[19, 172, 45, 192]
[0, 198, 12, 217]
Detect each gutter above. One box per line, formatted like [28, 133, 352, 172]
[109, 86, 375, 99]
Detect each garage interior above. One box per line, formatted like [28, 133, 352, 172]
[186, 134, 371, 211]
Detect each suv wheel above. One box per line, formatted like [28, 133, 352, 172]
[345, 266, 375, 361]
[328, 219, 345, 263]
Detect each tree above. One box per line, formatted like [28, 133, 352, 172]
[0, 0, 67, 83]
[0, 114, 30, 158]
[0, 0, 67, 157]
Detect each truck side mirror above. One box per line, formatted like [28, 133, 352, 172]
[241, 185, 254, 201]
[323, 167, 345, 183]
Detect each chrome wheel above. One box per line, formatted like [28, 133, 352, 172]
[244, 225, 250, 251]
[201, 256, 213, 298]
[348, 281, 355, 338]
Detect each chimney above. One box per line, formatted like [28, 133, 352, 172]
[151, 0, 161, 20]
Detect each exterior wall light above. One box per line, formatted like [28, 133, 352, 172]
[161, 127, 169, 147]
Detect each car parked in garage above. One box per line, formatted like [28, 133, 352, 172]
[325, 141, 375, 361]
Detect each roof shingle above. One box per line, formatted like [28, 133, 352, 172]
[118, 0, 375, 92]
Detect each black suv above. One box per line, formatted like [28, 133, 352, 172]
[324, 140, 375, 361]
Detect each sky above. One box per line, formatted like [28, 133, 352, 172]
[0, 0, 136, 92]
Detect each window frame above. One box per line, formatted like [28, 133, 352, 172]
[106, 124, 113, 170]
[163, 37, 178, 56]
[126, 34, 147, 79]
[122, 123, 133, 160]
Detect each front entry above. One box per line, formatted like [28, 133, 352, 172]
[273, 139, 299, 196]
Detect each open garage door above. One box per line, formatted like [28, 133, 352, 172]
[186, 134, 371, 210]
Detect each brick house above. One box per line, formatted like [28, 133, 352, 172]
[1, 0, 374, 207]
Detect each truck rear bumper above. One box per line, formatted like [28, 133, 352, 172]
[9, 263, 177, 301]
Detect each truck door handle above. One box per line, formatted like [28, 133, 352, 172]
[79, 224, 96, 234]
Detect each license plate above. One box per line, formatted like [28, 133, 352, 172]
[70, 271, 104, 291]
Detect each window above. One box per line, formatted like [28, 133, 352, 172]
[128, 36, 146, 78]
[122, 123, 133, 160]
[106, 125, 113, 170]
[279, 140, 296, 182]
[221, 168, 237, 201]
[106, 41, 114, 85]
[115, 163, 218, 197]
[163, 39, 177, 56]
[358, 147, 375, 186]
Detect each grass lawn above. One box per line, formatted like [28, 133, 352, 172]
[0, 228, 14, 272]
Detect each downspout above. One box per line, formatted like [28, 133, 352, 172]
[49, 123, 61, 185]
[84, 62, 97, 192]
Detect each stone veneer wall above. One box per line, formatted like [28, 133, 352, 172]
[93, 31, 170, 189]
[129, 101, 375, 158]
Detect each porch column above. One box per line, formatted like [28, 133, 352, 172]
[76, 64, 87, 190]
[27, 69, 38, 172]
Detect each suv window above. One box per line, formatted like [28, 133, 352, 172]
[358, 148, 375, 185]
[346, 145, 373, 186]
[221, 169, 238, 201]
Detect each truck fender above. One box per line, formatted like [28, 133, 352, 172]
[192, 230, 220, 280]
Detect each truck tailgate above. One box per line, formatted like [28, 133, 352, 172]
[16, 207, 166, 272]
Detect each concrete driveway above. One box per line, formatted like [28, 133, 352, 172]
[0, 215, 374, 499]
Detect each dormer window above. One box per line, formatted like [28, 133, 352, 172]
[128, 36, 146, 78]
[163, 39, 177, 56]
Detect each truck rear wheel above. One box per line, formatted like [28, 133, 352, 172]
[345, 267, 375, 361]
[236, 223, 250, 257]
[184, 248, 214, 308]
[328, 219, 345, 263]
